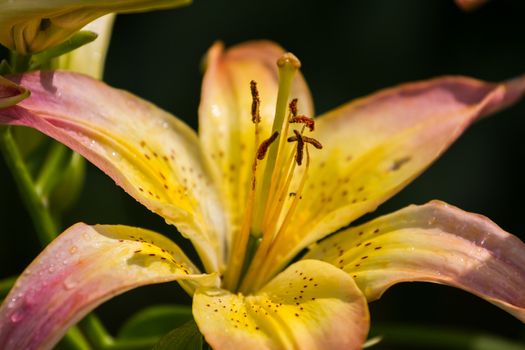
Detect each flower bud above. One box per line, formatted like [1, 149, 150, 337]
[0, 0, 191, 54]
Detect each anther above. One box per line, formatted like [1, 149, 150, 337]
[289, 115, 315, 132]
[289, 98, 298, 117]
[287, 129, 305, 165]
[257, 131, 279, 160]
[250, 80, 261, 124]
[302, 136, 322, 149]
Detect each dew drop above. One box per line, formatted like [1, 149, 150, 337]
[10, 311, 24, 323]
[63, 278, 77, 290]
[7, 297, 17, 309]
[69, 246, 78, 255]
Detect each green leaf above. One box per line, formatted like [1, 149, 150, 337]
[370, 323, 525, 350]
[30, 31, 98, 69]
[153, 320, 203, 350]
[118, 304, 193, 340]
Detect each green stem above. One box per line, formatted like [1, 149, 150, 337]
[35, 142, 68, 198]
[0, 126, 58, 245]
[371, 323, 525, 350]
[0, 126, 115, 349]
[79, 314, 162, 350]
[252, 53, 300, 234]
[0, 275, 17, 298]
[9, 51, 31, 73]
[79, 314, 115, 349]
[60, 327, 92, 350]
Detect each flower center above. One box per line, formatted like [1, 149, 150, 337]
[223, 53, 322, 293]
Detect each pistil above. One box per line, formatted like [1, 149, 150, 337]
[225, 52, 323, 293]
[251, 53, 301, 236]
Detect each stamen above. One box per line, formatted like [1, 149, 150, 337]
[250, 80, 261, 124]
[257, 131, 279, 160]
[288, 129, 305, 166]
[303, 136, 323, 149]
[252, 52, 301, 235]
[245, 145, 313, 292]
[289, 115, 315, 132]
[289, 98, 298, 117]
[223, 81, 265, 291]
[262, 147, 297, 237]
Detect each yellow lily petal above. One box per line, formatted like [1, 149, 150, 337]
[306, 201, 525, 322]
[0, 71, 226, 272]
[0, 223, 218, 350]
[193, 260, 369, 350]
[265, 75, 525, 279]
[55, 13, 115, 79]
[0, 0, 191, 54]
[199, 41, 313, 246]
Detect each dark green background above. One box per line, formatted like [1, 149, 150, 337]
[1, 0, 525, 348]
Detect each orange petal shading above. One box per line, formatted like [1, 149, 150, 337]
[0, 223, 218, 350]
[199, 41, 313, 247]
[0, 72, 226, 272]
[193, 260, 369, 350]
[266, 74, 525, 279]
[306, 201, 525, 322]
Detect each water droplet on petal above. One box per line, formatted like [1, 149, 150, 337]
[63, 278, 77, 290]
[7, 297, 17, 309]
[10, 311, 24, 323]
[69, 246, 78, 255]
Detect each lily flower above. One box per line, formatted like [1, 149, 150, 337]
[1, 41, 525, 349]
[0, 0, 191, 54]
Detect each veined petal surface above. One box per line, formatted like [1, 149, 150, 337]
[0, 223, 218, 350]
[267, 75, 525, 277]
[0, 0, 191, 53]
[193, 260, 368, 350]
[0, 71, 226, 272]
[306, 201, 525, 322]
[199, 41, 313, 250]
